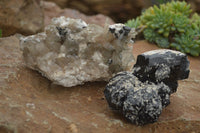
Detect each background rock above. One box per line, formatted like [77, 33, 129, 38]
[0, 0, 44, 37]
[45, 0, 200, 23]
[186, 0, 200, 13]
[1, 0, 200, 38]
[0, 36, 200, 132]
[44, 0, 149, 22]
[44, 1, 114, 27]
[45, 0, 68, 8]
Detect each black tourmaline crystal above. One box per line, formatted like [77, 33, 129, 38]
[104, 49, 190, 125]
[133, 49, 190, 93]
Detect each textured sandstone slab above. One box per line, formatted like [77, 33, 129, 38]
[20, 17, 137, 87]
[0, 37, 200, 132]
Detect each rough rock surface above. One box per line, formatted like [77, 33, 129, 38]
[186, 0, 200, 13]
[20, 16, 137, 87]
[104, 49, 190, 125]
[45, 0, 200, 22]
[0, 0, 44, 37]
[104, 71, 170, 125]
[45, 0, 68, 8]
[44, 0, 150, 22]
[0, 37, 200, 132]
[44, 1, 114, 27]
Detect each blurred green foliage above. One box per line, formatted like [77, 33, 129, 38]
[0, 29, 2, 37]
[125, 1, 200, 56]
[125, 18, 141, 29]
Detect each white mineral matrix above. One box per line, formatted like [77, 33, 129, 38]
[20, 16, 138, 87]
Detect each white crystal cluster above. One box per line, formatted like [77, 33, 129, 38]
[20, 16, 137, 87]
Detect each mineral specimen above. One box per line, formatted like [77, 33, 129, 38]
[133, 49, 190, 93]
[20, 16, 137, 87]
[104, 49, 190, 125]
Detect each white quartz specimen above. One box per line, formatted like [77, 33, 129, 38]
[20, 16, 137, 87]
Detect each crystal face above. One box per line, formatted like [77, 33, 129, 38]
[104, 49, 190, 125]
[20, 17, 138, 87]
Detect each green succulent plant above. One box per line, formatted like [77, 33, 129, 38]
[125, 1, 200, 56]
[171, 13, 200, 56]
[125, 17, 141, 29]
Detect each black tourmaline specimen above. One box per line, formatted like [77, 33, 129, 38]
[133, 49, 190, 93]
[104, 49, 190, 125]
